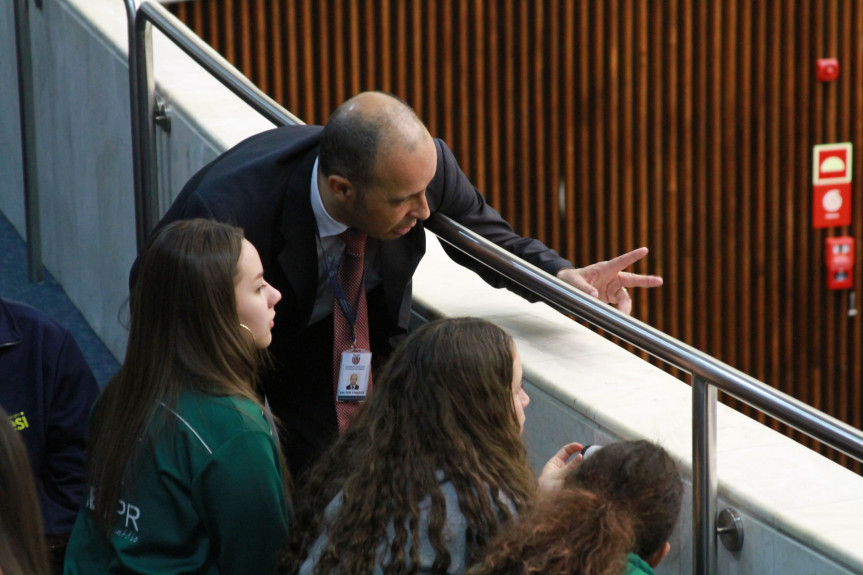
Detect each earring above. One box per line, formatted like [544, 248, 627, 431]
[239, 323, 256, 345]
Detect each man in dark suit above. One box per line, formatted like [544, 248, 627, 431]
[135, 91, 661, 477]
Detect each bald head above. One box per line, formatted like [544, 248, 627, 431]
[319, 92, 432, 191]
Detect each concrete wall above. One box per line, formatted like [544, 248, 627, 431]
[1, 0, 136, 359]
[0, 0, 26, 234]
[1, 1, 861, 574]
[0, 0, 272, 360]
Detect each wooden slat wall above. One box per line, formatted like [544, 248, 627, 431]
[170, 0, 863, 472]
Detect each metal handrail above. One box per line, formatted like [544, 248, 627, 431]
[426, 215, 863, 461]
[124, 2, 863, 573]
[13, 0, 43, 282]
[123, 0, 302, 252]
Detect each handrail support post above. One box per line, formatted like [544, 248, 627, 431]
[14, 0, 43, 283]
[693, 374, 718, 575]
[132, 6, 160, 252]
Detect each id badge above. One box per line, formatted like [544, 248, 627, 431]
[337, 349, 372, 402]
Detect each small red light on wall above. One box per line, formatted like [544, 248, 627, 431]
[816, 58, 840, 82]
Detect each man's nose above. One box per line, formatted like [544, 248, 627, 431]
[411, 192, 431, 220]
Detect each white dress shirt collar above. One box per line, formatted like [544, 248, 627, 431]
[310, 157, 348, 238]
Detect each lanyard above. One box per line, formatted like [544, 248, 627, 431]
[317, 228, 366, 346]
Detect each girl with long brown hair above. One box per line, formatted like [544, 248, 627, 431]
[63, 219, 289, 574]
[469, 440, 683, 575]
[0, 404, 51, 575]
[280, 317, 582, 575]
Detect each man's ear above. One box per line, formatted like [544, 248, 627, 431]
[646, 541, 671, 568]
[327, 174, 355, 203]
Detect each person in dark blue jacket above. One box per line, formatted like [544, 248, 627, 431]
[0, 296, 100, 573]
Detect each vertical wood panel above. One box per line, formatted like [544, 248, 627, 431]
[270, 1, 283, 103]
[853, 3, 863, 464]
[517, 1, 531, 238]
[547, 2, 561, 248]
[766, 0, 781, 421]
[252, 0, 265, 92]
[316, 1, 330, 114]
[284, 1, 298, 112]
[619, 0, 634, 259]
[563, 0, 576, 262]
[576, 1, 591, 266]
[487, 1, 500, 209]
[665, 0, 679, 350]
[457, 1, 469, 184]
[635, 1, 651, 321]
[679, 0, 693, 348]
[649, 2, 665, 334]
[472, 0, 486, 202]
[168, 0, 863, 474]
[837, 0, 852, 458]
[781, 0, 798, 443]
[533, 2, 546, 240]
[503, 1, 516, 220]
[394, 1, 406, 100]
[300, 0, 314, 121]
[411, 0, 423, 118]
[742, 0, 758, 420]
[606, 0, 620, 257]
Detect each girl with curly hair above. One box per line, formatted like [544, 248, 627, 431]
[469, 440, 683, 575]
[280, 317, 582, 575]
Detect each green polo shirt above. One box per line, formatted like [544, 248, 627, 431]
[64, 392, 290, 574]
[624, 552, 655, 575]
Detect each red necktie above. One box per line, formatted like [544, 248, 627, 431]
[333, 229, 371, 433]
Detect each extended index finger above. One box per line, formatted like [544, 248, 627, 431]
[607, 247, 650, 272]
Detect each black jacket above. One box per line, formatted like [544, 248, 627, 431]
[0, 297, 99, 536]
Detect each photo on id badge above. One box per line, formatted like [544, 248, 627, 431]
[337, 350, 371, 401]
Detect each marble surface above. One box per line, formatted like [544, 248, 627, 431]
[413, 233, 863, 574]
[1, 0, 279, 360]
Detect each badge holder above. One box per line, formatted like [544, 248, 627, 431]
[337, 348, 372, 401]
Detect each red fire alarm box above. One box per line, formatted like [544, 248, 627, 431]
[813, 142, 853, 228]
[825, 236, 855, 290]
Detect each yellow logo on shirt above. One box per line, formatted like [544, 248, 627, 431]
[8, 412, 29, 431]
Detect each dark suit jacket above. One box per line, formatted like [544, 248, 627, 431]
[136, 125, 571, 476]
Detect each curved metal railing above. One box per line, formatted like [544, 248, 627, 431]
[119, 2, 863, 573]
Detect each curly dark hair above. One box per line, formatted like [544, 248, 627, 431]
[280, 317, 536, 575]
[468, 488, 634, 575]
[468, 440, 682, 575]
[569, 440, 682, 559]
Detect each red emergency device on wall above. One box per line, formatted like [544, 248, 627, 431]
[825, 236, 855, 290]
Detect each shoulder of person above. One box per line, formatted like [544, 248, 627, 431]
[0, 297, 71, 348]
[624, 552, 655, 575]
[170, 392, 271, 447]
[230, 124, 325, 158]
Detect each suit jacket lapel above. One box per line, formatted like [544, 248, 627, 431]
[380, 223, 426, 329]
[278, 149, 319, 328]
